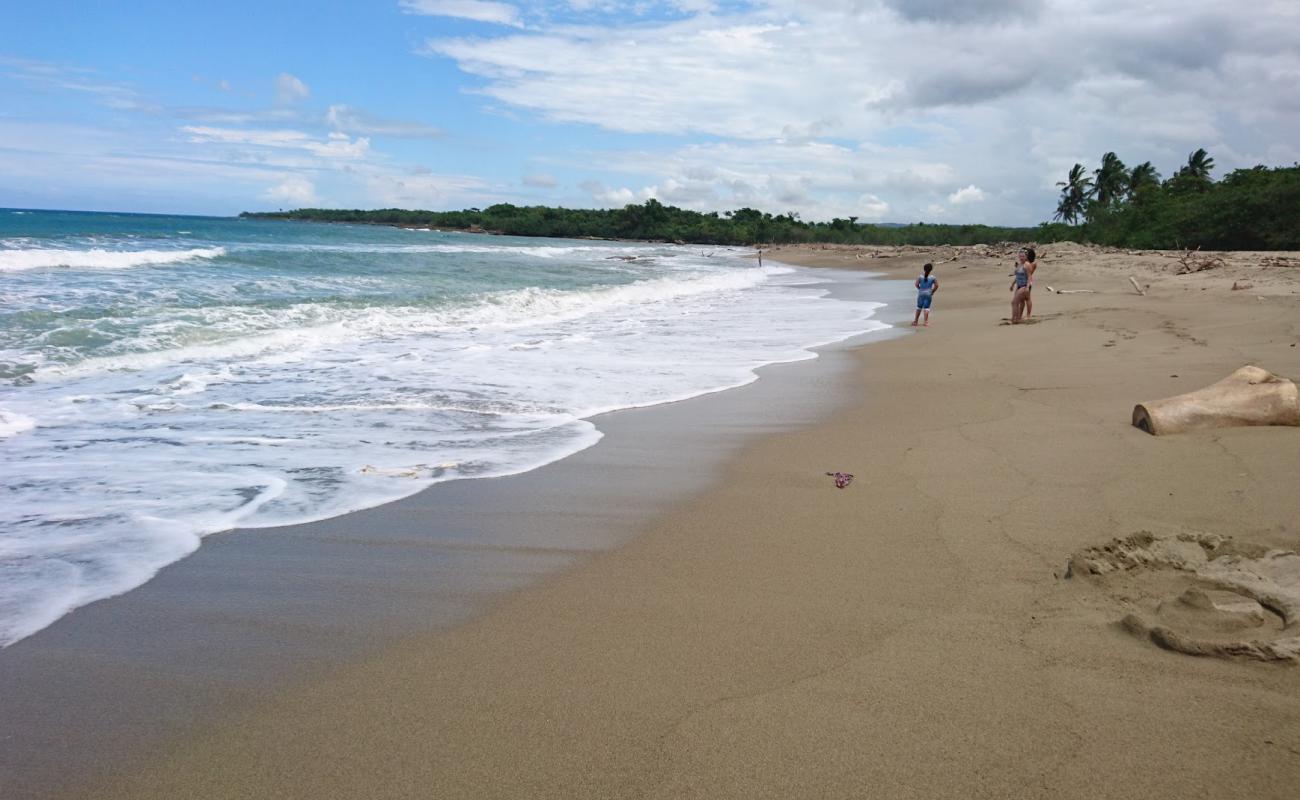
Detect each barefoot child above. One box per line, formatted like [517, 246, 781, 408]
[913, 262, 938, 326]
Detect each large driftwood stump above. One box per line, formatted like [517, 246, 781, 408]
[1133, 366, 1300, 435]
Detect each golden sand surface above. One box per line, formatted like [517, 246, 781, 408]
[93, 244, 1300, 799]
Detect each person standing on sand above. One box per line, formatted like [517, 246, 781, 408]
[913, 262, 938, 326]
[1023, 247, 1038, 318]
[1010, 251, 1031, 323]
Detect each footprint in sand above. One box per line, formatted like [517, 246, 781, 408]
[1065, 532, 1300, 663]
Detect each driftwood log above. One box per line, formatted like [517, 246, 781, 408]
[1133, 366, 1300, 435]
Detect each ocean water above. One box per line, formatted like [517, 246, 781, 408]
[0, 209, 890, 646]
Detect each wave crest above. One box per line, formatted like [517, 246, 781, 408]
[0, 246, 226, 272]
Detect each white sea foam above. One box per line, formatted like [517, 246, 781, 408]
[30, 267, 784, 382]
[0, 246, 226, 272]
[0, 408, 35, 438]
[0, 226, 898, 647]
[240, 241, 642, 259]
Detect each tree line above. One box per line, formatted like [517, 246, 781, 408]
[242, 202, 1048, 247]
[242, 151, 1298, 250]
[1052, 150, 1300, 250]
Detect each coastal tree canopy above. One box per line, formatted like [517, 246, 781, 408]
[1057, 151, 1300, 250]
[243, 153, 1300, 251]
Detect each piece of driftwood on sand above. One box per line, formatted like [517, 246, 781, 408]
[1132, 365, 1300, 435]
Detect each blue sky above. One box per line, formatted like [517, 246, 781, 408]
[2, 1, 1298, 224]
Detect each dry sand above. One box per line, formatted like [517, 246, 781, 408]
[89, 244, 1300, 799]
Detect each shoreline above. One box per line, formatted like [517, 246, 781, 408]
[0, 264, 913, 799]
[9, 243, 1300, 799]
[0, 235, 877, 648]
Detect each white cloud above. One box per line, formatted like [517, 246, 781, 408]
[262, 174, 318, 205]
[326, 104, 442, 138]
[416, 0, 1300, 223]
[857, 193, 890, 219]
[360, 168, 491, 208]
[180, 126, 370, 160]
[578, 180, 647, 206]
[947, 184, 987, 204]
[0, 116, 503, 216]
[8, 3, 1298, 225]
[569, 138, 963, 221]
[399, 0, 522, 26]
[2, 56, 160, 112]
[655, 177, 718, 205]
[275, 73, 310, 105]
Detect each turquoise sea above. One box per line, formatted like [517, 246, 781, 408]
[0, 208, 890, 646]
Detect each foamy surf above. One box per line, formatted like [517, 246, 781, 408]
[0, 246, 226, 272]
[0, 211, 895, 647]
[0, 408, 35, 438]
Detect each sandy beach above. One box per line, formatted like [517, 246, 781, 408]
[32, 245, 1300, 798]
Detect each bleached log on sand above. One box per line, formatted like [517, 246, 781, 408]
[1132, 365, 1300, 435]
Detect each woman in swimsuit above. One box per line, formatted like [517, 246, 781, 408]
[1023, 247, 1037, 318]
[1010, 251, 1031, 323]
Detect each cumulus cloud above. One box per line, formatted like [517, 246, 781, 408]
[653, 177, 719, 205]
[577, 138, 957, 221]
[275, 73, 310, 105]
[856, 193, 890, 219]
[948, 184, 987, 204]
[423, 20, 857, 139]
[578, 179, 647, 206]
[399, 0, 522, 26]
[262, 174, 318, 205]
[415, 0, 1300, 223]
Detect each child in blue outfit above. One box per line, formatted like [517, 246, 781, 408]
[913, 262, 938, 326]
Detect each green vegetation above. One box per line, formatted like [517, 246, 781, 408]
[1055, 150, 1300, 250]
[240, 201, 1052, 248]
[242, 151, 1299, 251]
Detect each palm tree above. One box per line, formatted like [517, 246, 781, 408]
[1184, 148, 1215, 181]
[1092, 152, 1129, 206]
[1170, 148, 1216, 192]
[1127, 161, 1161, 196]
[1054, 163, 1093, 224]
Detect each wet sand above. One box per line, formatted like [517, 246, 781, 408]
[1, 267, 911, 799]
[15, 244, 1300, 799]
